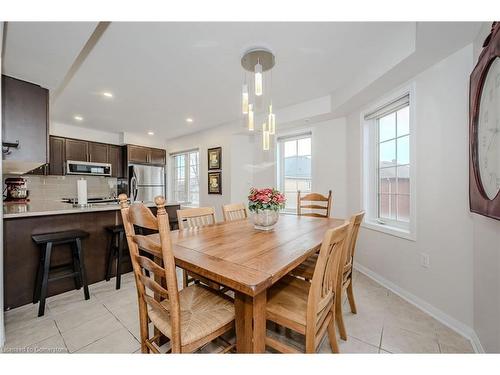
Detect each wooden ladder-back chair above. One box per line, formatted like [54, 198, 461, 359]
[289, 211, 365, 341]
[297, 190, 332, 218]
[119, 195, 235, 353]
[264, 222, 350, 353]
[176, 207, 223, 290]
[222, 203, 248, 222]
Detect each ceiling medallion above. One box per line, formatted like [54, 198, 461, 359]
[240, 48, 276, 151]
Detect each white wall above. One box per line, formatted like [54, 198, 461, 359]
[346, 45, 475, 331]
[471, 24, 500, 353]
[0, 21, 5, 348]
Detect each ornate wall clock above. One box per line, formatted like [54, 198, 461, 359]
[470, 22, 500, 220]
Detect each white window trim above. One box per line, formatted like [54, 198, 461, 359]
[360, 82, 417, 241]
[277, 132, 312, 215]
[170, 149, 200, 206]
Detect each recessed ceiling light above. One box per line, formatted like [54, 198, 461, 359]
[147, 131, 155, 136]
[74, 115, 84, 121]
[102, 92, 113, 98]
[186, 118, 193, 123]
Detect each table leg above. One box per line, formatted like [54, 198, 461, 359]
[235, 290, 266, 353]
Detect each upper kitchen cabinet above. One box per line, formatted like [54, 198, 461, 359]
[127, 144, 166, 166]
[88, 142, 108, 163]
[49, 136, 65, 176]
[108, 144, 124, 178]
[65, 138, 89, 162]
[2, 75, 49, 174]
[149, 148, 166, 165]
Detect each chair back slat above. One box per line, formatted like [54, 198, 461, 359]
[307, 222, 349, 329]
[222, 203, 248, 222]
[177, 207, 216, 230]
[119, 194, 182, 353]
[297, 190, 332, 218]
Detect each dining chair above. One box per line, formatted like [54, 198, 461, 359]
[118, 194, 235, 353]
[289, 211, 365, 341]
[264, 222, 350, 353]
[222, 203, 248, 222]
[297, 190, 332, 218]
[177, 207, 217, 288]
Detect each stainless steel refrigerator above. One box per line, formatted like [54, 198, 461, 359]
[129, 164, 166, 202]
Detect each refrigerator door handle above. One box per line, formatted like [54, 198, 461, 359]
[131, 176, 138, 201]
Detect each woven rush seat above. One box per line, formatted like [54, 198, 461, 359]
[148, 284, 234, 346]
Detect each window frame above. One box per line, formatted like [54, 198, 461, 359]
[170, 149, 200, 206]
[361, 83, 417, 241]
[277, 132, 312, 214]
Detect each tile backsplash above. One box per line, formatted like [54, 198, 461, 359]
[4, 175, 118, 202]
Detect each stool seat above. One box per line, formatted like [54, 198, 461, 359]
[32, 230, 89, 245]
[105, 225, 124, 234]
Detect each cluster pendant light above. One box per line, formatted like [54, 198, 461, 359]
[241, 48, 276, 151]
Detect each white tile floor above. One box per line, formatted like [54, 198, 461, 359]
[1, 269, 475, 354]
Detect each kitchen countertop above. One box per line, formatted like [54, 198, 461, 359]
[3, 200, 182, 219]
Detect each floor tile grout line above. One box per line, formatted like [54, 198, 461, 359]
[101, 301, 141, 345]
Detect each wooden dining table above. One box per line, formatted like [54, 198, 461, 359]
[147, 214, 346, 353]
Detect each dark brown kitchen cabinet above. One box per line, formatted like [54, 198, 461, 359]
[127, 145, 150, 164]
[49, 136, 65, 175]
[65, 139, 88, 162]
[127, 145, 166, 166]
[2, 75, 49, 173]
[108, 144, 124, 177]
[88, 142, 108, 163]
[149, 148, 166, 165]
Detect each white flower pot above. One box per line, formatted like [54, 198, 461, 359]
[251, 209, 279, 231]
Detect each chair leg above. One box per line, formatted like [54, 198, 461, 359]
[38, 242, 52, 317]
[182, 269, 189, 289]
[71, 242, 83, 290]
[327, 317, 339, 353]
[33, 251, 45, 304]
[346, 280, 357, 314]
[105, 232, 115, 282]
[75, 238, 90, 300]
[335, 296, 347, 341]
[116, 231, 124, 290]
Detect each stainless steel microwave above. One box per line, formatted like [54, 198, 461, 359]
[66, 160, 112, 176]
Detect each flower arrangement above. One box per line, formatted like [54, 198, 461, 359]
[248, 187, 286, 212]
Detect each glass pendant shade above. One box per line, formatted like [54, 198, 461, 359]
[262, 122, 270, 151]
[248, 104, 254, 131]
[268, 104, 276, 135]
[255, 62, 263, 96]
[242, 84, 249, 114]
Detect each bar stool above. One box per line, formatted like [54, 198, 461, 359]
[32, 230, 90, 317]
[105, 225, 128, 290]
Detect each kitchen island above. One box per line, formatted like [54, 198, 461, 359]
[3, 201, 181, 309]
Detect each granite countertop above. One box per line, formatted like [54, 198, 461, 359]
[3, 200, 182, 219]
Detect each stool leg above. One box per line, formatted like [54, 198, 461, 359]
[105, 232, 115, 282]
[75, 238, 90, 300]
[33, 249, 45, 304]
[115, 231, 124, 290]
[71, 242, 82, 290]
[38, 242, 52, 317]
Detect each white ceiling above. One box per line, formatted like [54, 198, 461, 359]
[2, 22, 483, 141]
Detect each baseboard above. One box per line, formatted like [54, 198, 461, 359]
[353, 262, 485, 353]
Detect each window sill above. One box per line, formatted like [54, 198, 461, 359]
[180, 203, 199, 209]
[362, 220, 416, 241]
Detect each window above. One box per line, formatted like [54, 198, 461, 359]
[171, 150, 199, 205]
[277, 134, 312, 213]
[362, 89, 415, 239]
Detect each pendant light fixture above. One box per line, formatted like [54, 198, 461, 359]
[268, 103, 276, 135]
[241, 48, 276, 150]
[254, 59, 263, 96]
[242, 83, 249, 114]
[262, 122, 270, 151]
[248, 104, 254, 131]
